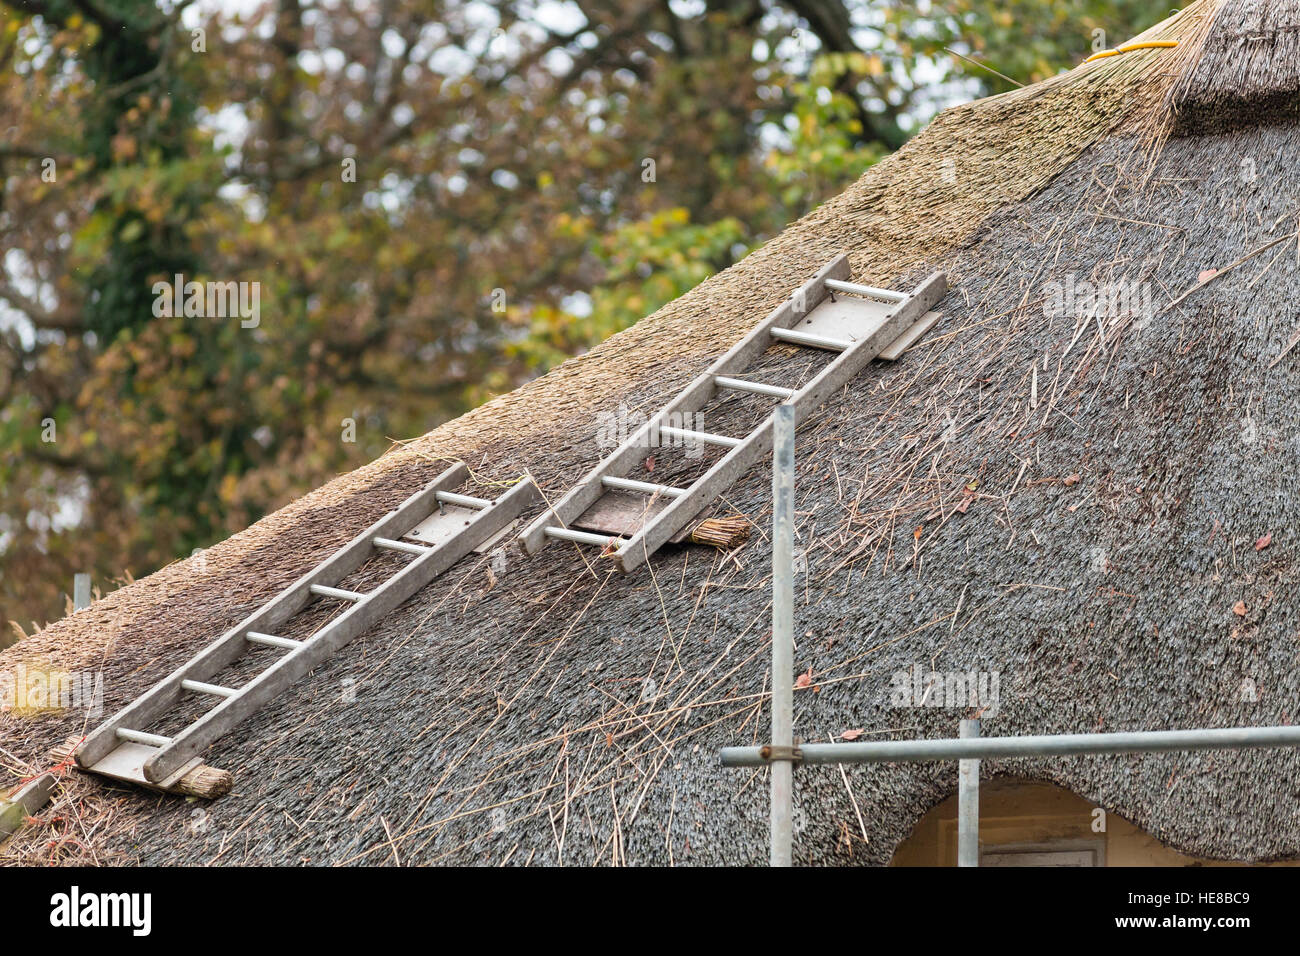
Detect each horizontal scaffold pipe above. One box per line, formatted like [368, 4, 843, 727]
[719, 725, 1300, 767]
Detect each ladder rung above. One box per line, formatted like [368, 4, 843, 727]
[373, 536, 432, 555]
[770, 327, 852, 351]
[309, 584, 366, 602]
[70, 460, 545, 789]
[435, 490, 492, 510]
[601, 476, 688, 498]
[544, 526, 627, 548]
[657, 425, 742, 449]
[116, 728, 172, 748]
[714, 376, 795, 400]
[180, 679, 239, 699]
[514, 258, 947, 579]
[246, 632, 303, 650]
[825, 278, 907, 302]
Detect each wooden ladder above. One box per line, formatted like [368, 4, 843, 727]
[72, 463, 537, 791]
[518, 254, 947, 573]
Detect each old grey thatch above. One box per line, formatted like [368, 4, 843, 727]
[5, 0, 1300, 865]
[1168, 0, 1300, 131]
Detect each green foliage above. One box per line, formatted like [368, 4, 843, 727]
[503, 209, 749, 382]
[504, 48, 887, 382]
[0, 0, 1180, 627]
[769, 53, 888, 212]
[883, 0, 1167, 94]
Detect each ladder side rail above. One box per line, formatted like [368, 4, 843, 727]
[615, 418, 777, 573]
[790, 272, 947, 414]
[613, 271, 946, 573]
[701, 254, 849, 376]
[517, 255, 849, 555]
[76, 462, 469, 769]
[517, 372, 718, 552]
[142, 476, 539, 782]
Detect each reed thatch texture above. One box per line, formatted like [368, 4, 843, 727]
[12, 0, 1300, 867]
[0, 3, 1211, 682]
[1169, 0, 1300, 132]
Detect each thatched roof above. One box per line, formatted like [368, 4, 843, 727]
[1169, 0, 1300, 131]
[6, 0, 1300, 865]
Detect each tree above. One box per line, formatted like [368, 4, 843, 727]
[0, 0, 1174, 632]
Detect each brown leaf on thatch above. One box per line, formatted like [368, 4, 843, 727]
[1255, 533, 1272, 551]
[1233, 600, 1247, 616]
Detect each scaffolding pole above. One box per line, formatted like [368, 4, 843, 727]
[957, 719, 979, 867]
[769, 404, 795, 867]
[722, 723, 1300, 866]
[73, 573, 91, 611]
[720, 723, 1300, 766]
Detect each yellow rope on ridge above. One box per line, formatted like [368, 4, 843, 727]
[1083, 40, 1178, 64]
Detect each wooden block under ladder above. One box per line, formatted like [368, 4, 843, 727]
[71, 465, 539, 790]
[878, 310, 941, 360]
[49, 734, 232, 800]
[518, 254, 947, 573]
